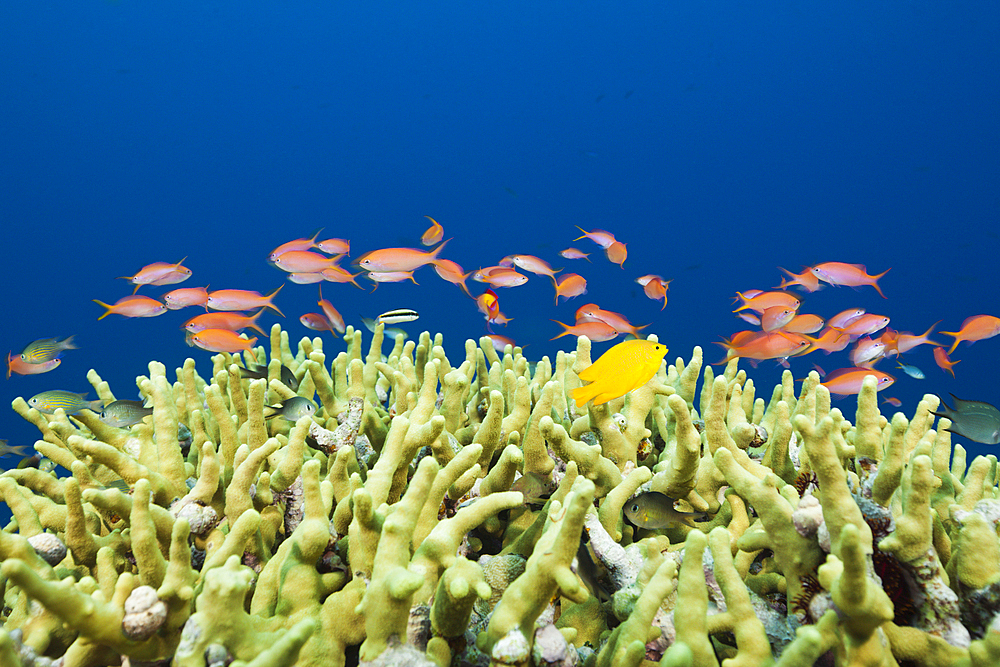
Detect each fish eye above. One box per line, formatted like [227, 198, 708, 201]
[630, 503, 638, 512]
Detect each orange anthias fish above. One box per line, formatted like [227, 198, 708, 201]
[820, 367, 895, 395]
[272, 250, 342, 274]
[760, 307, 796, 332]
[732, 291, 801, 314]
[207, 286, 284, 317]
[479, 267, 529, 288]
[120, 258, 192, 293]
[7, 353, 61, 378]
[300, 313, 336, 334]
[432, 259, 474, 298]
[268, 229, 323, 261]
[808, 328, 852, 354]
[575, 304, 648, 338]
[288, 273, 324, 285]
[317, 238, 350, 255]
[510, 255, 562, 285]
[93, 295, 168, 320]
[718, 331, 812, 362]
[317, 287, 346, 334]
[190, 329, 259, 363]
[355, 239, 449, 272]
[572, 339, 668, 406]
[832, 314, 890, 337]
[881, 322, 941, 357]
[809, 262, 890, 298]
[366, 271, 419, 290]
[163, 286, 209, 310]
[554, 273, 588, 304]
[550, 320, 620, 342]
[941, 315, 1000, 355]
[320, 266, 364, 289]
[183, 310, 267, 336]
[573, 226, 617, 249]
[604, 241, 627, 268]
[777, 267, 821, 292]
[559, 248, 591, 261]
[783, 314, 825, 334]
[636, 275, 671, 309]
[421, 216, 444, 246]
[933, 347, 960, 377]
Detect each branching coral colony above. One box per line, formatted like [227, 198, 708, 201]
[3, 322, 1000, 667]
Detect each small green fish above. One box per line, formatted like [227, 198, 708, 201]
[263, 396, 317, 421]
[510, 472, 556, 508]
[0, 439, 31, 458]
[624, 492, 708, 529]
[895, 360, 925, 380]
[18, 336, 78, 364]
[27, 391, 103, 415]
[100, 400, 154, 428]
[932, 394, 1000, 445]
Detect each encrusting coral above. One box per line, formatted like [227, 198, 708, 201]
[3, 322, 1000, 666]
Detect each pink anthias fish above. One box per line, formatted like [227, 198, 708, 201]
[550, 319, 620, 342]
[120, 258, 192, 293]
[820, 367, 895, 395]
[832, 314, 890, 337]
[509, 255, 562, 285]
[776, 267, 821, 293]
[288, 273, 324, 285]
[559, 248, 591, 261]
[809, 262, 890, 299]
[163, 286, 210, 310]
[207, 286, 284, 317]
[760, 307, 796, 332]
[421, 216, 444, 246]
[604, 241, 627, 268]
[366, 271, 419, 290]
[317, 287, 346, 334]
[272, 250, 343, 273]
[190, 329, 259, 363]
[636, 275, 671, 310]
[268, 229, 324, 261]
[941, 315, 1000, 355]
[355, 239, 449, 272]
[300, 313, 337, 335]
[880, 322, 941, 357]
[479, 267, 529, 288]
[572, 226, 617, 249]
[431, 259, 474, 298]
[317, 238, 350, 255]
[554, 273, 588, 304]
[7, 353, 61, 378]
[183, 310, 267, 336]
[575, 304, 648, 338]
[93, 295, 168, 320]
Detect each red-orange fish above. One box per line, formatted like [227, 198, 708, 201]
[355, 239, 449, 272]
[190, 329, 259, 362]
[933, 347, 960, 377]
[93, 295, 167, 320]
[120, 258, 191, 293]
[551, 320, 620, 342]
[184, 310, 266, 336]
[432, 259, 474, 298]
[820, 367, 895, 395]
[941, 315, 1000, 355]
[605, 241, 627, 268]
[477, 289, 500, 322]
[808, 328, 852, 354]
[810, 263, 890, 298]
[760, 307, 796, 332]
[718, 331, 811, 362]
[208, 286, 284, 317]
[421, 216, 444, 246]
[7, 353, 61, 378]
[163, 286, 209, 310]
[732, 291, 801, 314]
[554, 273, 588, 304]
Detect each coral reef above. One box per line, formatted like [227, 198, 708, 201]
[3, 322, 1000, 666]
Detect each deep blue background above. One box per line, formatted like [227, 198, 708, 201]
[2, 1, 998, 482]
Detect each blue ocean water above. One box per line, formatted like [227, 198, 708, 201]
[1, 0, 997, 491]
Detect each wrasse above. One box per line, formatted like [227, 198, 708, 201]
[190, 329, 259, 362]
[163, 286, 209, 310]
[604, 241, 627, 267]
[376, 308, 419, 325]
[550, 319, 619, 342]
[933, 347, 960, 377]
[820, 368, 895, 395]
[732, 291, 801, 314]
[554, 273, 588, 304]
[93, 295, 167, 320]
[574, 304, 648, 338]
[809, 262, 890, 298]
[272, 250, 342, 273]
[559, 248, 591, 261]
[16, 336, 77, 364]
[183, 310, 266, 335]
[941, 315, 1000, 355]
[573, 226, 617, 249]
[421, 216, 444, 246]
[431, 259, 473, 298]
[207, 286, 284, 317]
[7, 354, 60, 378]
[360, 317, 408, 340]
[777, 267, 821, 292]
[355, 239, 449, 272]
[27, 390, 103, 415]
[268, 229, 324, 261]
[120, 258, 192, 293]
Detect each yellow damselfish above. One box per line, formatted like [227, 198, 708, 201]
[571, 339, 667, 406]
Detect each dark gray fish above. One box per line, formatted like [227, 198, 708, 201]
[932, 394, 1000, 445]
[624, 491, 708, 529]
[238, 364, 299, 391]
[576, 534, 611, 602]
[263, 396, 317, 421]
[100, 400, 154, 428]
